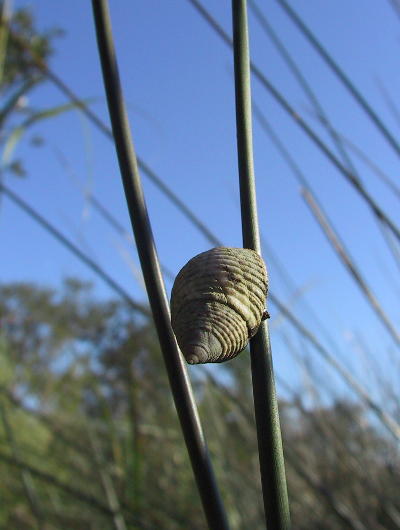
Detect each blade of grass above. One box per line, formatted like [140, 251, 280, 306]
[90, 2, 230, 529]
[377, 220, 400, 273]
[232, 1, 290, 527]
[248, 0, 400, 274]
[245, 3, 400, 278]
[249, 0, 400, 256]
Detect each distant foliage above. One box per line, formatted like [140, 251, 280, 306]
[0, 1, 60, 92]
[0, 1, 62, 177]
[0, 280, 398, 529]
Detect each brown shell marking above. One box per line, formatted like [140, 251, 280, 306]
[170, 247, 268, 364]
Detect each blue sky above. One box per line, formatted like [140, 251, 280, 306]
[1, 0, 400, 400]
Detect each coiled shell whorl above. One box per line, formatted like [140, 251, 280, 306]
[170, 247, 268, 364]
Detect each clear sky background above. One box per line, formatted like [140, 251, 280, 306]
[1, 0, 400, 401]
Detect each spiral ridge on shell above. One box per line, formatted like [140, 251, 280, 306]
[170, 247, 268, 364]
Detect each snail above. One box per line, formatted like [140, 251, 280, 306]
[170, 247, 268, 364]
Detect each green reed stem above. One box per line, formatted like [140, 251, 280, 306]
[232, 1, 290, 528]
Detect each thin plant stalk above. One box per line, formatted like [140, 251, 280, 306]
[0, 182, 150, 317]
[337, 133, 400, 202]
[375, 77, 400, 130]
[276, 0, 400, 158]
[232, 1, 290, 528]
[377, 220, 400, 274]
[87, 426, 127, 530]
[302, 188, 400, 346]
[90, 2, 229, 529]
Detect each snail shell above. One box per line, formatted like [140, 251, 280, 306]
[170, 247, 268, 364]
